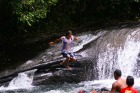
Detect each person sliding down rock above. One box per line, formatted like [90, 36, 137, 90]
[49, 30, 78, 70]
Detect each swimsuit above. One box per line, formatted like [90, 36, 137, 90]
[121, 87, 138, 93]
[61, 36, 75, 58]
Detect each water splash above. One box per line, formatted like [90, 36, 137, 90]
[97, 46, 117, 79]
[97, 29, 140, 79]
[44, 90, 66, 93]
[42, 78, 140, 93]
[72, 32, 104, 52]
[118, 39, 140, 77]
[0, 69, 36, 91]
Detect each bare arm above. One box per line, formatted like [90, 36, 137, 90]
[49, 38, 61, 45]
[110, 83, 117, 93]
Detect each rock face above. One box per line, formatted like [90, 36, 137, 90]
[33, 59, 97, 85]
[0, 54, 96, 86]
[1, 22, 140, 88]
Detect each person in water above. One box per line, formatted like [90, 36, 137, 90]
[79, 69, 127, 93]
[78, 90, 89, 93]
[121, 76, 138, 93]
[49, 31, 78, 69]
[111, 69, 127, 92]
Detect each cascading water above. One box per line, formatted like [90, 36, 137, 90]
[72, 32, 103, 53]
[0, 32, 103, 93]
[0, 69, 36, 91]
[97, 29, 140, 79]
[118, 33, 140, 77]
[1, 24, 140, 93]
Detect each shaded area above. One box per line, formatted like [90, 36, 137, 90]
[0, 56, 95, 87]
[0, 21, 140, 74]
[0, 0, 140, 34]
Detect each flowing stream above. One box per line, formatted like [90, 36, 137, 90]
[0, 24, 140, 93]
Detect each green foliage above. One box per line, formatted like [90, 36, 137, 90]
[12, 0, 58, 27]
[1, 0, 140, 33]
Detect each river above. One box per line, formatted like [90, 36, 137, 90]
[0, 23, 140, 93]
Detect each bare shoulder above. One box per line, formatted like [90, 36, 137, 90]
[115, 80, 122, 86]
[111, 81, 121, 92]
[112, 81, 121, 89]
[113, 81, 118, 86]
[112, 81, 118, 88]
[111, 82, 117, 92]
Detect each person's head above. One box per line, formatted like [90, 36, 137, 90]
[126, 76, 134, 87]
[66, 30, 72, 39]
[114, 69, 122, 80]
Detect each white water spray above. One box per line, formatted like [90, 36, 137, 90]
[44, 29, 140, 93]
[72, 32, 104, 52]
[0, 69, 36, 91]
[118, 37, 140, 77]
[97, 29, 140, 80]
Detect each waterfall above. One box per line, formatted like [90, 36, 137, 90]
[97, 28, 140, 79]
[1, 25, 140, 92]
[118, 34, 140, 77]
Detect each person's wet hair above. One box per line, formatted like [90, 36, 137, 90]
[126, 76, 134, 87]
[66, 30, 72, 36]
[114, 69, 122, 77]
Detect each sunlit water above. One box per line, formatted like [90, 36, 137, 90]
[1, 28, 140, 93]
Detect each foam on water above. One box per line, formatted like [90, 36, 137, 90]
[72, 32, 103, 52]
[43, 78, 140, 93]
[44, 90, 66, 93]
[96, 29, 140, 90]
[25, 60, 33, 64]
[117, 38, 140, 77]
[97, 30, 140, 78]
[43, 80, 114, 93]
[0, 69, 36, 91]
